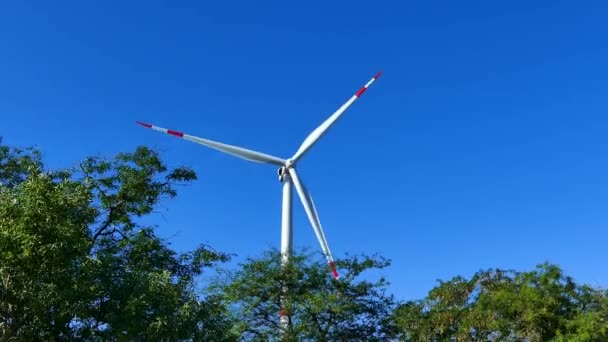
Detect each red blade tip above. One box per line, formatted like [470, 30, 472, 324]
[136, 121, 152, 128]
[329, 261, 339, 279]
[373, 71, 383, 80]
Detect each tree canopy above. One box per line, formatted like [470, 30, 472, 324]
[0, 139, 233, 340]
[1, 138, 606, 341]
[215, 249, 396, 341]
[393, 263, 608, 341]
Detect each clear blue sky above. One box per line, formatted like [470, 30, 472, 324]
[1, 1, 607, 300]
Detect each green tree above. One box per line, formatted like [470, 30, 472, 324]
[216, 249, 397, 341]
[0, 156, 95, 338]
[0, 138, 43, 188]
[393, 263, 608, 342]
[0, 139, 235, 340]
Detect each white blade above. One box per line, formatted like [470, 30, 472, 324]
[288, 168, 339, 279]
[290, 72, 382, 163]
[136, 121, 286, 166]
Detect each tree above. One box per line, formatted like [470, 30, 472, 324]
[392, 263, 608, 342]
[0, 138, 43, 188]
[215, 249, 397, 341]
[0, 152, 95, 338]
[0, 138, 236, 340]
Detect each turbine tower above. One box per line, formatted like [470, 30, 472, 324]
[136, 71, 382, 328]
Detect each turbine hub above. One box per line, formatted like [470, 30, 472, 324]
[279, 159, 296, 182]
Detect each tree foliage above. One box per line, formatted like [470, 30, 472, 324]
[2, 138, 608, 341]
[0, 139, 234, 340]
[393, 263, 608, 342]
[216, 249, 397, 341]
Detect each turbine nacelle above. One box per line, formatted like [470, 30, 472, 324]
[278, 166, 289, 182]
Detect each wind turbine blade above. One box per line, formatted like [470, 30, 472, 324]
[288, 168, 339, 279]
[290, 71, 382, 163]
[136, 121, 286, 166]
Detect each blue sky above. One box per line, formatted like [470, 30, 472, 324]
[1, 1, 607, 299]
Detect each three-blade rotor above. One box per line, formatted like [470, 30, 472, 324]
[136, 72, 382, 279]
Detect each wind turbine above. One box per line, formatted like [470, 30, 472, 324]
[136, 71, 382, 325]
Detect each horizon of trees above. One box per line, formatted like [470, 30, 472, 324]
[1, 138, 606, 341]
